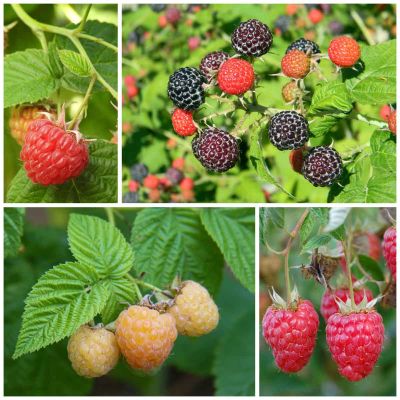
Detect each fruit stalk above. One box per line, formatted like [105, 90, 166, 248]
[342, 233, 356, 308]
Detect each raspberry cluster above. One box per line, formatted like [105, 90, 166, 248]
[68, 280, 219, 376]
[124, 161, 196, 203]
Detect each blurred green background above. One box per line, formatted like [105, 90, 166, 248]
[4, 4, 117, 195]
[259, 207, 396, 396]
[4, 207, 255, 396]
[122, 4, 396, 203]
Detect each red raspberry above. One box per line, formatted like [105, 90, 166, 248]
[115, 305, 177, 371]
[326, 310, 384, 381]
[158, 14, 168, 28]
[9, 105, 56, 145]
[181, 189, 195, 201]
[217, 58, 255, 95]
[128, 180, 140, 192]
[148, 188, 161, 202]
[328, 36, 361, 68]
[67, 325, 120, 378]
[180, 177, 194, 191]
[127, 85, 139, 98]
[286, 4, 298, 15]
[388, 110, 396, 134]
[20, 119, 89, 186]
[124, 75, 136, 86]
[281, 50, 311, 79]
[320, 288, 373, 322]
[143, 174, 159, 189]
[380, 104, 391, 121]
[166, 7, 181, 25]
[171, 109, 197, 136]
[382, 226, 396, 278]
[289, 148, 304, 173]
[308, 8, 324, 24]
[172, 158, 185, 170]
[262, 299, 319, 373]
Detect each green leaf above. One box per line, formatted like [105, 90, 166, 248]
[4, 208, 25, 258]
[213, 311, 255, 396]
[248, 130, 294, 199]
[68, 214, 134, 278]
[200, 209, 255, 292]
[4, 49, 59, 108]
[101, 277, 137, 324]
[264, 208, 285, 229]
[358, 255, 385, 281]
[13, 262, 110, 359]
[299, 213, 316, 244]
[346, 40, 396, 105]
[58, 50, 92, 77]
[303, 234, 333, 252]
[131, 209, 224, 294]
[6, 141, 117, 203]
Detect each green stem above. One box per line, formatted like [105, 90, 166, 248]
[69, 74, 97, 129]
[105, 208, 115, 226]
[75, 4, 92, 33]
[351, 10, 375, 45]
[343, 233, 356, 308]
[125, 274, 143, 300]
[77, 33, 118, 52]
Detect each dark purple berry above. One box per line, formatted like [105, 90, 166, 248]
[130, 163, 148, 183]
[200, 51, 230, 82]
[165, 167, 184, 185]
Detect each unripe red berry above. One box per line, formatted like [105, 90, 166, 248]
[308, 8, 324, 24]
[180, 177, 194, 191]
[143, 174, 159, 189]
[128, 180, 140, 192]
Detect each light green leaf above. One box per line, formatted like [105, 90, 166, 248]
[303, 234, 333, 252]
[58, 50, 92, 77]
[4, 208, 25, 258]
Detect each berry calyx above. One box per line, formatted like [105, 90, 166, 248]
[217, 58, 255, 95]
[268, 111, 309, 150]
[382, 226, 396, 279]
[326, 310, 384, 381]
[328, 36, 361, 68]
[168, 280, 219, 336]
[281, 50, 311, 79]
[231, 19, 273, 57]
[302, 146, 343, 187]
[199, 51, 229, 82]
[21, 119, 89, 186]
[143, 174, 160, 189]
[171, 108, 197, 136]
[192, 127, 240, 172]
[388, 110, 396, 134]
[167, 67, 206, 110]
[67, 325, 120, 378]
[320, 288, 373, 322]
[115, 305, 177, 371]
[263, 294, 319, 373]
[9, 105, 56, 145]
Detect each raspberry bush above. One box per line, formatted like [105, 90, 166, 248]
[4, 4, 118, 203]
[122, 4, 395, 203]
[5, 207, 255, 396]
[260, 207, 396, 395]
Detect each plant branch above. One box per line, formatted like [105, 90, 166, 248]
[105, 208, 115, 226]
[75, 4, 92, 33]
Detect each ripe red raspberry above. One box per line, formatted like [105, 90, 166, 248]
[128, 180, 140, 192]
[115, 305, 177, 371]
[262, 299, 319, 373]
[388, 110, 396, 134]
[9, 105, 56, 145]
[289, 148, 304, 173]
[326, 310, 384, 381]
[281, 50, 311, 79]
[67, 325, 120, 378]
[217, 58, 255, 95]
[383, 226, 396, 278]
[172, 158, 185, 170]
[320, 288, 373, 322]
[281, 81, 302, 103]
[308, 8, 324, 24]
[180, 177, 194, 191]
[168, 281, 219, 336]
[328, 36, 361, 68]
[21, 119, 89, 186]
[171, 109, 197, 136]
[143, 174, 159, 189]
[380, 104, 391, 121]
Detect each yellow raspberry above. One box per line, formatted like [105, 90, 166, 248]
[115, 305, 177, 371]
[67, 325, 120, 378]
[9, 105, 55, 145]
[168, 280, 219, 336]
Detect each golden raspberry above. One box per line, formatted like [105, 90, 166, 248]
[168, 280, 219, 336]
[9, 105, 55, 145]
[67, 325, 120, 378]
[115, 305, 177, 371]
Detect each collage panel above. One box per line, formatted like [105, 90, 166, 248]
[122, 4, 395, 204]
[4, 207, 255, 396]
[4, 4, 118, 203]
[259, 207, 396, 396]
